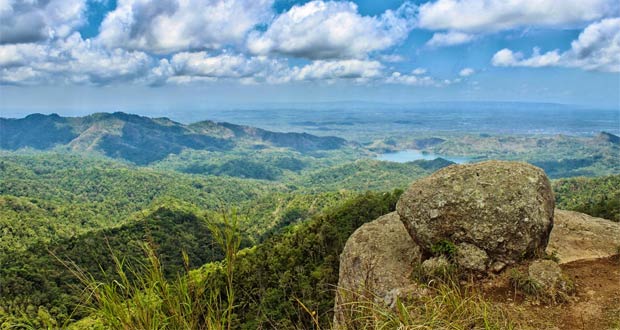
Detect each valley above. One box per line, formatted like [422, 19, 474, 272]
[0, 110, 619, 328]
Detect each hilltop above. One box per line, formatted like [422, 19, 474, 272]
[0, 113, 348, 164]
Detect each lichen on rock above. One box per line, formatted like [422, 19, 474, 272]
[455, 242, 489, 272]
[333, 212, 421, 328]
[396, 160, 555, 267]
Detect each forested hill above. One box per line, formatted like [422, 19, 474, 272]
[0, 113, 348, 164]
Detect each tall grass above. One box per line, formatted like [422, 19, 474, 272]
[72, 210, 241, 330]
[335, 280, 515, 330]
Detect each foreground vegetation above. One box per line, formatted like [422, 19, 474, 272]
[3, 189, 516, 329]
[1, 134, 618, 328]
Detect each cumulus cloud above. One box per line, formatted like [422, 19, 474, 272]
[97, 0, 273, 54]
[0, 33, 154, 85]
[161, 51, 290, 84]
[149, 58, 390, 85]
[564, 17, 620, 72]
[0, 0, 86, 44]
[491, 48, 560, 68]
[492, 18, 620, 72]
[411, 68, 427, 75]
[426, 31, 475, 47]
[417, 0, 619, 33]
[0, 43, 48, 67]
[385, 71, 438, 86]
[2, 0, 486, 87]
[171, 52, 270, 78]
[247, 0, 415, 60]
[287, 59, 384, 82]
[459, 67, 475, 77]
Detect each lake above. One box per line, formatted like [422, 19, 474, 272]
[377, 150, 469, 164]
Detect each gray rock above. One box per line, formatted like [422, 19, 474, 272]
[397, 160, 554, 266]
[528, 259, 563, 290]
[547, 209, 620, 264]
[455, 242, 489, 272]
[491, 261, 507, 273]
[333, 212, 421, 328]
[420, 255, 451, 279]
[528, 259, 574, 302]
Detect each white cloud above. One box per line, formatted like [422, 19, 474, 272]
[385, 71, 438, 86]
[565, 17, 620, 72]
[411, 68, 427, 75]
[379, 54, 406, 63]
[491, 48, 561, 67]
[0, 66, 42, 84]
[426, 31, 474, 47]
[459, 67, 475, 77]
[417, 0, 619, 33]
[0, 0, 86, 44]
[247, 1, 415, 59]
[162, 51, 289, 84]
[287, 59, 384, 82]
[171, 52, 272, 78]
[492, 18, 620, 72]
[491, 49, 515, 67]
[97, 0, 274, 54]
[0, 43, 48, 66]
[0, 33, 154, 84]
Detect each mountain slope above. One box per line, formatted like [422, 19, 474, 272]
[0, 202, 237, 321]
[0, 112, 348, 164]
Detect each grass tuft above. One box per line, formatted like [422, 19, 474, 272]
[70, 209, 242, 330]
[509, 269, 542, 297]
[336, 281, 515, 330]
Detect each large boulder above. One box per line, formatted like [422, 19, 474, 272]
[397, 161, 554, 268]
[334, 212, 421, 328]
[547, 209, 620, 264]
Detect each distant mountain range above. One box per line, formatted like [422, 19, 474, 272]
[0, 112, 348, 164]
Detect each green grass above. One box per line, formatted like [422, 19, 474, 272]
[508, 269, 574, 304]
[70, 210, 242, 330]
[508, 270, 542, 297]
[335, 281, 515, 330]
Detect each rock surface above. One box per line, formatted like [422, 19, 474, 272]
[397, 160, 554, 266]
[420, 255, 451, 279]
[528, 259, 574, 301]
[528, 259, 564, 290]
[455, 242, 489, 272]
[547, 209, 620, 264]
[333, 212, 421, 328]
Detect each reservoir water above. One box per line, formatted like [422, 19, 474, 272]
[377, 150, 469, 164]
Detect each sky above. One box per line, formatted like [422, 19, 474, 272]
[0, 0, 619, 117]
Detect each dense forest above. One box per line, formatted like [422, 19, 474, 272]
[1, 113, 619, 328]
[553, 174, 620, 221]
[1, 149, 618, 328]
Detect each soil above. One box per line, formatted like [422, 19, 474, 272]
[484, 257, 620, 329]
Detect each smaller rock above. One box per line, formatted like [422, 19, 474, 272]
[528, 259, 574, 302]
[491, 261, 507, 273]
[455, 243, 489, 272]
[528, 260, 562, 289]
[420, 256, 452, 280]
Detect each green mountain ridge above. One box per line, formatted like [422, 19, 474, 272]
[0, 113, 349, 164]
[0, 202, 232, 321]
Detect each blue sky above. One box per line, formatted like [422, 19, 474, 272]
[0, 0, 619, 116]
